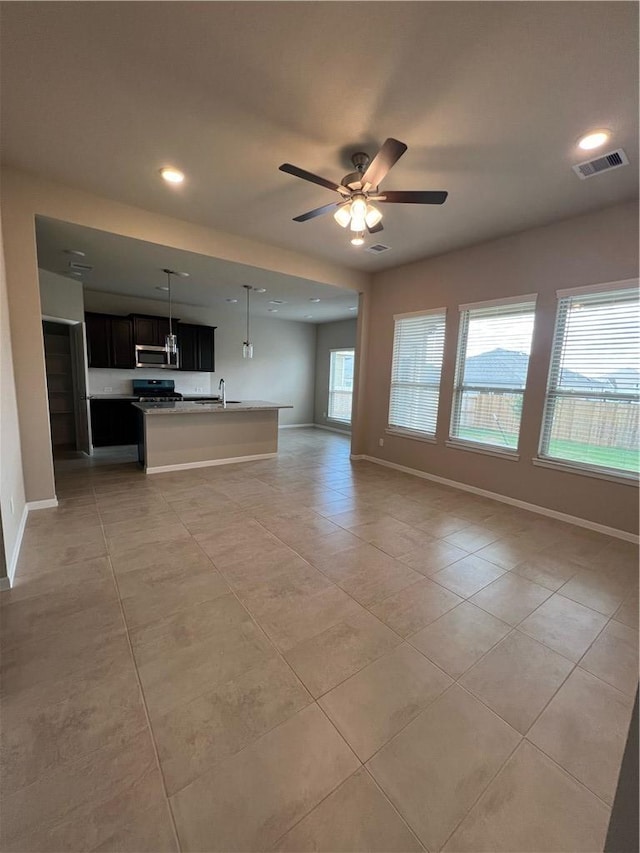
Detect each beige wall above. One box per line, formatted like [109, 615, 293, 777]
[0, 211, 27, 579]
[314, 319, 357, 432]
[0, 167, 369, 502]
[84, 290, 316, 425]
[39, 269, 85, 322]
[364, 201, 639, 535]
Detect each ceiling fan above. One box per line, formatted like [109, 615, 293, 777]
[279, 138, 448, 245]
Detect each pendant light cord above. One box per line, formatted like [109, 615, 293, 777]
[167, 270, 173, 336]
[246, 286, 250, 343]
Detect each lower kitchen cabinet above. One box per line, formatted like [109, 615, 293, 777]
[90, 399, 138, 447]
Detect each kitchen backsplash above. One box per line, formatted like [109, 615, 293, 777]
[88, 368, 214, 395]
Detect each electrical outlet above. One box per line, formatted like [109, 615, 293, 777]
[103, 386, 113, 392]
[379, 438, 384, 447]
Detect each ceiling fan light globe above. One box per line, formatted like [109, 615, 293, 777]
[365, 204, 383, 228]
[350, 232, 365, 247]
[350, 215, 366, 232]
[333, 206, 351, 228]
[350, 196, 367, 220]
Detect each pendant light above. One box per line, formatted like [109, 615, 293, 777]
[242, 285, 254, 359]
[162, 269, 178, 355]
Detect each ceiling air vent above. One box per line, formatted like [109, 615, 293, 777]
[68, 261, 93, 272]
[572, 148, 629, 180]
[366, 243, 391, 254]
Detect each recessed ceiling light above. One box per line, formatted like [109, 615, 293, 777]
[226, 298, 238, 303]
[156, 286, 169, 291]
[309, 298, 321, 303]
[63, 249, 86, 257]
[268, 308, 278, 313]
[160, 167, 185, 184]
[304, 314, 313, 319]
[254, 287, 267, 293]
[348, 307, 357, 311]
[578, 130, 610, 151]
[268, 300, 286, 305]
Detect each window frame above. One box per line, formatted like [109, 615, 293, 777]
[327, 347, 355, 425]
[537, 279, 639, 484]
[387, 307, 447, 441]
[448, 294, 537, 457]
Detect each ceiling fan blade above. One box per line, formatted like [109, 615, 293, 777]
[279, 163, 349, 196]
[293, 202, 341, 222]
[360, 138, 407, 190]
[367, 221, 384, 234]
[379, 190, 448, 205]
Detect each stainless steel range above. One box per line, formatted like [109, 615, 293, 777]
[132, 379, 183, 402]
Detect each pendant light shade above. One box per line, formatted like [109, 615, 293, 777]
[162, 269, 179, 357]
[243, 285, 254, 359]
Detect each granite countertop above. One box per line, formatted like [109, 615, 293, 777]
[89, 394, 222, 401]
[133, 400, 293, 415]
[89, 394, 138, 400]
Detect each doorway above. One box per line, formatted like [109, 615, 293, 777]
[42, 320, 91, 456]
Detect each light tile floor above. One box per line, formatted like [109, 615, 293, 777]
[1, 429, 638, 852]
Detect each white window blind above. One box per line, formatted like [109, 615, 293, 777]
[328, 349, 355, 423]
[450, 298, 536, 450]
[388, 310, 446, 437]
[539, 285, 639, 477]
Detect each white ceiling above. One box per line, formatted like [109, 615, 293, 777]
[35, 217, 359, 323]
[1, 2, 638, 274]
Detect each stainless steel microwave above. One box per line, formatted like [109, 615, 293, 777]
[135, 345, 179, 369]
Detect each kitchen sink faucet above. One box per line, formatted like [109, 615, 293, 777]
[218, 378, 226, 408]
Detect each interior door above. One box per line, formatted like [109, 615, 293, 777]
[70, 322, 92, 454]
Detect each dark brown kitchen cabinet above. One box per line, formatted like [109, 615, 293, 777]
[110, 316, 135, 368]
[85, 312, 110, 368]
[178, 323, 216, 372]
[132, 314, 172, 347]
[85, 312, 134, 369]
[90, 399, 138, 446]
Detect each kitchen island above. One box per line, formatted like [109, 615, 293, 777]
[133, 400, 293, 473]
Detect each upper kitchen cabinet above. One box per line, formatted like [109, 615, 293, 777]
[132, 314, 172, 347]
[85, 312, 135, 369]
[111, 316, 135, 368]
[178, 323, 216, 372]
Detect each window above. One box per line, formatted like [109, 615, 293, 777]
[328, 349, 355, 423]
[388, 309, 446, 438]
[539, 282, 639, 478]
[450, 296, 537, 452]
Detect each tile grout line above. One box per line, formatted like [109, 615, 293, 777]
[94, 486, 183, 853]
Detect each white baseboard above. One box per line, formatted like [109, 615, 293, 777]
[279, 423, 315, 429]
[26, 498, 59, 511]
[357, 454, 639, 544]
[350, 453, 366, 461]
[6, 504, 29, 586]
[314, 423, 352, 436]
[146, 452, 277, 474]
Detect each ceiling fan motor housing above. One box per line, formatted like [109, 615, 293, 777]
[351, 151, 370, 172]
[340, 151, 372, 191]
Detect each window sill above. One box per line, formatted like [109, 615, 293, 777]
[386, 428, 437, 444]
[445, 439, 520, 461]
[532, 457, 639, 487]
[327, 418, 351, 426]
